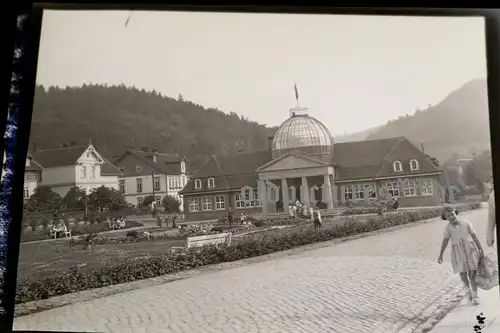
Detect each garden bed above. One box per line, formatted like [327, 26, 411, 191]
[15, 203, 480, 304]
[20, 220, 144, 243]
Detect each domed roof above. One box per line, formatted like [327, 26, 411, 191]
[272, 107, 334, 157]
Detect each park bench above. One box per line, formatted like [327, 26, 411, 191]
[49, 226, 72, 239]
[171, 232, 232, 254]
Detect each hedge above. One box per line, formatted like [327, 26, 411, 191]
[15, 203, 481, 304]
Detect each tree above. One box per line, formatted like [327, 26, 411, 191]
[463, 150, 493, 198]
[86, 186, 125, 212]
[63, 186, 87, 210]
[24, 187, 63, 213]
[142, 195, 154, 207]
[162, 195, 181, 213]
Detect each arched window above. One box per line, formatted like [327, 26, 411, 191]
[410, 159, 419, 171]
[194, 179, 202, 189]
[208, 177, 215, 188]
[393, 161, 403, 172]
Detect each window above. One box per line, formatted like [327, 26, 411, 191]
[365, 184, 377, 199]
[155, 196, 161, 207]
[410, 159, 419, 171]
[252, 188, 260, 207]
[215, 196, 225, 210]
[136, 178, 143, 193]
[137, 197, 144, 206]
[194, 179, 202, 189]
[119, 166, 124, 173]
[135, 164, 142, 173]
[386, 181, 400, 197]
[354, 185, 364, 200]
[154, 176, 161, 191]
[235, 194, 244, 208]
[344, 185, 353, 200]
[181, 161, 186, 173]
[90, 166, 96, 179]
[80, 166, 87, 179]
[119, 180, 125, 193]
[201, 196, 212, 211]
[393, 161, 403, 172]
[421, 179, 433, 196]
[288, 187, 294, 202]
[23, 187, 29, 199]
[404, 180, 416, 197]
[208, 177, 215, 188]
[269, 187, 277, 202]
[189, 198, 199, 212]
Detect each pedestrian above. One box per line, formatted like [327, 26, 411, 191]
[292, 204, 297, 217]
[288, 204, 294, 217]
[437, 205, 484, 305]
[486, 190, 496, 247]
[312, 208, 322, 231]
[228, 207, 235, 226]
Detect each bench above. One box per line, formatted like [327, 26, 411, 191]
[49, 227, 72, 239]
[171, 232, 232, 254]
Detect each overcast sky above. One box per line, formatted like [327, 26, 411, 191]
[36, 10, 487, 135]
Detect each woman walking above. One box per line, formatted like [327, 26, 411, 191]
[438, 205, 485, 305]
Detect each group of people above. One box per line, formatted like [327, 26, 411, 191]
[288, 199, 323, 230]
[437, 190, 497, 305]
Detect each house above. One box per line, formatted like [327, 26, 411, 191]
[30, 144, 121, 197]
[179, 107, 443, 221]
[24, 155, 43, 200]
[111, 147, 189, 209]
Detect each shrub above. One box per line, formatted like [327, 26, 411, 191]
[252, 220, 265, 227]
[126, 230, 139, 238]
[15, 203, 480, 304]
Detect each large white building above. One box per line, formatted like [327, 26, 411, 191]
[112, 147, 189, 210]
[30, 144, 121, 197]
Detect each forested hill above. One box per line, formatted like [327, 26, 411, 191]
[364, 79, 490, 162]
[29, 84, 276, 170]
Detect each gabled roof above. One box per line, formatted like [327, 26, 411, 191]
[30, 145, 120, 177]
[113, 149, 186, 175]
[31, 146, 88, 168]
[25, 154, 43, 172]
[255, 149, 329, 172]
[179, 150, 272, 194]
[333, 137, 441, 181]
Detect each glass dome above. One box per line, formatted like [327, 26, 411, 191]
[272, 107, 334, 158]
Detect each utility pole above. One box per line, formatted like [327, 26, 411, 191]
[151, 170, 156, 217]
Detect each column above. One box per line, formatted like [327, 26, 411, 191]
[301, 176, 310, 207]
[281, 178, 289, 209]
[324, 174, 334, 209]
[259, 179, 269, 214]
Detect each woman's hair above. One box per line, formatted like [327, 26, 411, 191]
[441, 205, 459, 220]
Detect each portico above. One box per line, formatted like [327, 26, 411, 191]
[255, 150, 337, 213]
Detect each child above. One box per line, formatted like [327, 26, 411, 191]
[312, 208, 322, 231]
[438, 205, 484, 305]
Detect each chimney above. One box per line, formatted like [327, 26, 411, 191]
[152, 150, 158, 162]
[420, 142, 425, 153]
[141, 146, 148, 152]
[268, 136, 274, 151]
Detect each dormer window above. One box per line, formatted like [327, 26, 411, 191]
[410, 159, 419, 171]
[181, 161, 186, 173]
[119, 166, 124, 173]
[208, 177, 215, 188]
[195, 179, 202, 189]
[136, 164, 142, 173]
[393, 161, 403, 172]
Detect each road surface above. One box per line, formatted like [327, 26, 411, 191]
[13, 208, 496, 333]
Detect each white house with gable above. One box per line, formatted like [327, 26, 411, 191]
[31, 144, 121, 197]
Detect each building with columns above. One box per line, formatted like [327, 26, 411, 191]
[179, 107, 443, 221]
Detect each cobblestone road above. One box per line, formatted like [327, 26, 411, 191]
[13, 209, 496, 333]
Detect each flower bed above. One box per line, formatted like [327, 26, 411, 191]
[341, 207, 381, 216]
[15, 203, 480, 304]
[20, 220, 144, 243]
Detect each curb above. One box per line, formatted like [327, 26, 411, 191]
[15, 208, 482, 318]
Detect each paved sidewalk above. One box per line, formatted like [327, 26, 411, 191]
[429, 286, 500, 333]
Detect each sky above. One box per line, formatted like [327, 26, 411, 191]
[36, 10, 487, 135]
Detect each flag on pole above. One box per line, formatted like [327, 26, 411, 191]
[294, 83, 299, 101]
